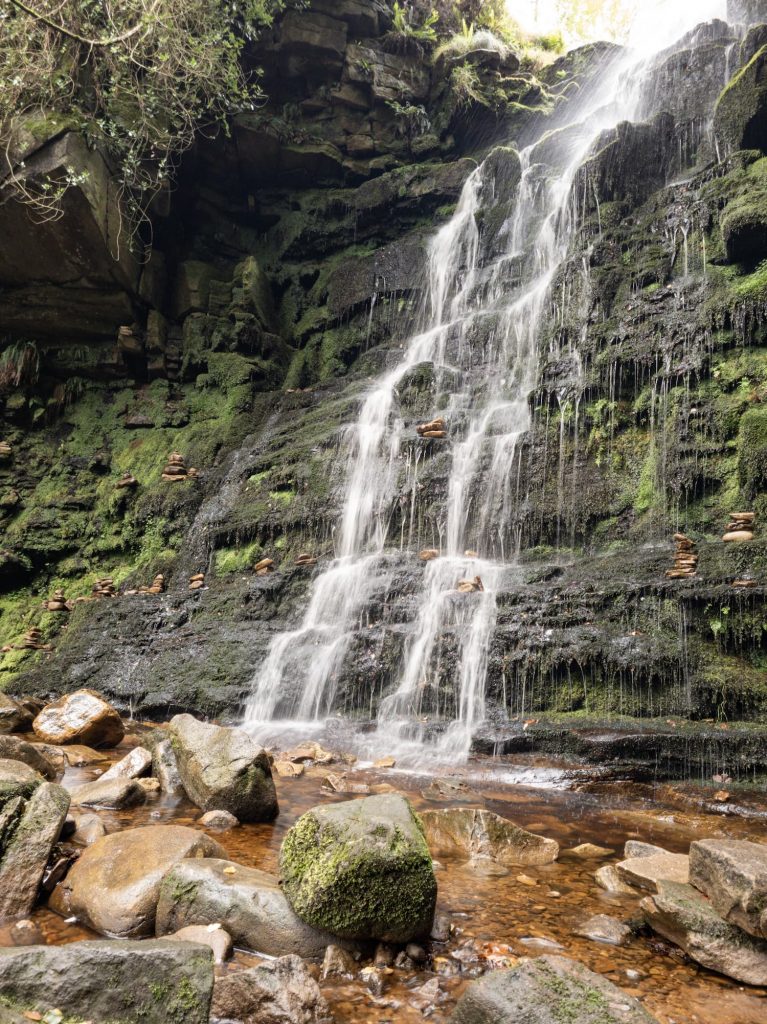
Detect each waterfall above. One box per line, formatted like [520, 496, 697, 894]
[245, 6, 730, 760]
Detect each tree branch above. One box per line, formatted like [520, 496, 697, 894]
[7, 0, 159, 46]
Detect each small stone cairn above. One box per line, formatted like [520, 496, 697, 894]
[457, 576, 484, 594]
[666, 533, 698, 579]
[161, 452, 198, 482]
[44, 589, 69, 613]
[416, 417, 447, 440]
[139, 573, 165, 595]
[295, 553, 317, 568]
[189, 573, 205, 591]
[0, 441, 12, 460]
[22, 627, 47, 650]
[723, 511, 755, 543]
[254, 557, 275, 576]
[115, 472, 138, 490]
[92, 577, 116, 598]
[419, 549, 439, 561]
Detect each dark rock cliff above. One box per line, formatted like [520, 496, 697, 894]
[2, 0, 767, 776]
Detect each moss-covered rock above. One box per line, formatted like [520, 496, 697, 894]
[715, 46, 767, 153]
[279, 793, 437, 942]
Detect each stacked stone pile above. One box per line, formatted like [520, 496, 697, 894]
[665, 534, 698, 579]
[139, 573, 165, 595]
[161, 451, 197, 482]
[189, 573, 205, 591]
[416, 417, 447, 439]
[254, 558, 275, 576]
[723, 511, 755, 542]
[457, 576, 484, 594]
[115, 472, 138, 489]
[419, 549, 439, 561]
[92, 578, 116, 598]
[22, 627, 46, 650]
[44, 589, 69, 613]
[294, 553, 317, 568]
[0, 441, 12, 460]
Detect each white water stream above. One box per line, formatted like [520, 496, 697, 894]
[245, 3, 728, 761]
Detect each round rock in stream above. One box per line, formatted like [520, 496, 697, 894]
[279, 793, 437, 942]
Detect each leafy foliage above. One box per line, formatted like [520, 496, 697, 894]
[0, 0, 291, 248]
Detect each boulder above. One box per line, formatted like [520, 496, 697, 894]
[450, 955, 659, 1023]
[280, 794, 436, 942]
[0, 737, 58, 780]
[211, 954, 332, 1024]
[0, 939, 213, 1023]
[0, 759, 43, 807]
[616, 852, 689, 892]
[167, 715, 278, 822]
[153, 737, 186, 797]
[641, 880, 767, 986]
[0, 782, 69, 919]
[574, 914, 632, 947]
[32, 690, 124, 748]
[57, 824, 226, 937]
[62, 744, 110, 766]
[167, 923, 232, 964]
[567, 843, 614, 859]
[70, 776, 147, 810]
[321, 943, 357, 979]
[715, 45, 767, 153]
[99, 745, 153, 781]
[419, 808, 559, 867]
[199, 808, 239, 831]
[0, 694, 33, 734]
[689, 839, 767, 939]
[156, 858, 342, 959]
[595, 865, 635, 895]
[71, 812, 107, 846]
[624, 841, 669, 859]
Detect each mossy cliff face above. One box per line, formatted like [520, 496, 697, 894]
[2, 4, 767, 772]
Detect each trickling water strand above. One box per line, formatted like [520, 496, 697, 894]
[246, 8, 735, 760]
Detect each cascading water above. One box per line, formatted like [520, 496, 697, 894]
[246, 1, 728, 761]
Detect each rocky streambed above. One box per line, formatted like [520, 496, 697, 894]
[0, 691, 766, 1023]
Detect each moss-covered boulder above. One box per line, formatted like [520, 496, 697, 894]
[167, 715, 278, 823]
[738, 405, 767, 500]
[279, 793, 436, 942]
[450, 955, 659, 1024]
[715, 46, 767, 153]
[0, 758, 43, 808]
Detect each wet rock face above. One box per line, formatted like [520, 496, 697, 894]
[58, 824, 227, 937]
[729, 0, 767, 25]
[715, 45, 767, 153]
[450, 955, 660, 1023]
[641, 879, 767, 986]
[167, 714, 278, 822]
[156, 858, 342, 959]
[32, 689, 125, 748]
[419, 808, 559, 867]
[280, 793, 437, 942]
[689, 839, 767, 939]
[0, 939, 214, 1024]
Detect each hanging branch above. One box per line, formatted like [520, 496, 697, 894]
[7, 0, 161, 47]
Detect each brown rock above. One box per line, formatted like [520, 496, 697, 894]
[616, 852, 689, 892]
[419, 808, 558, 866]
[62, 744, 110, 767]
[167, 923, 233, 964]
[211, 954, 332, 1024]
[722, 530, 754, 542]
[33, 690, 125, 748]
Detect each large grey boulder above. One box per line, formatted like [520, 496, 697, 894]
[168, 715, 278, 822]
[156, 858, 341, 959]
[419, 808, 559, 867]
[211, 954, 332, 1024]
[0, 782, 69, 920]
[450, 955, 659, 1023]
[0, 939, 213, 1024]
[280, 793, 436, 942]
[57, 824, 227, 937]
[641, 880, 767, 986]
[33, 689, 124, 748]
[689, 839, 767, 939]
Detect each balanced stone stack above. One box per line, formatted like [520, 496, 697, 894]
[419, 549, 439, 561]
[189, 573, 205, 591]
[140, 573, 165, 595]
[92, 577, 116, 598]
[254, 558, 275, 576]
[44, 589, 69, 613]
[115, 472, 138, 489]
[161, 452, 188, 482]
[457, 576, 484, 594]
[22, 627, 45, 650]
[0, 441, 12, 460]
[416, 417, 447, 439]
[666, 533, 698, 579]
[723, 511, 755, 543]
[295, 553, 317, 568]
